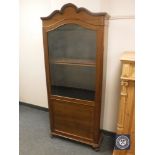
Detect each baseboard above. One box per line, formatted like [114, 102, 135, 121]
[19, 101, 49, 112]
[19, 101, 116, 136]
[102, 129, 116, 138]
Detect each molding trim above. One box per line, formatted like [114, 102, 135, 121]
[110, 15, 135, 20]
[19, 101, 49, 112]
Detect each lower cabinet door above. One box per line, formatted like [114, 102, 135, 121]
[51, 99, 95, 140]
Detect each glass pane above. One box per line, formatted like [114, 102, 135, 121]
[47, 24, 96, 101]
[48, 24, 96, 61]
[51, 65, 95, 100]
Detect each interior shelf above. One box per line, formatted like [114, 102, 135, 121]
[51, 85, 95, 100]
[51, 58, 96, 67]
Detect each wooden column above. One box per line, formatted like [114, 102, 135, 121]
[113, 52, 135, 155]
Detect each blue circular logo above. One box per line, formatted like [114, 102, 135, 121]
[116, 135, 130, 150]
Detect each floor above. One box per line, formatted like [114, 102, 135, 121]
[19, 104, 114, 155]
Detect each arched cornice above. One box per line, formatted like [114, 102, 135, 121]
[41, 3, 109, 20]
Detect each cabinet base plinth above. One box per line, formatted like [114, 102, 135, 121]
[92, 133, 103, 151]
[50, 131, 103, 150]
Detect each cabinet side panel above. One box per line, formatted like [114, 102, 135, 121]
[93, 28, 104, 143]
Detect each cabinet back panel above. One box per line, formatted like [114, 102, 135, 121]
[51, 65, 96, 90]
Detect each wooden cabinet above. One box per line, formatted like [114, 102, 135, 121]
[113, 52, 135, 155]
[41, 3, 109, 149]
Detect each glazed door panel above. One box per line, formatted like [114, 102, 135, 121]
[47, 24, 97, 101]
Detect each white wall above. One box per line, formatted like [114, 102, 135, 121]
[50, 0, 102, 11]
[102, 19, 135, 131]
[100, 0, 135, 132]
[19, 0, 51, 108]
[20, 0, 134, 132]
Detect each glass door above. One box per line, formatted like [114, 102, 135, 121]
[47, 24, 96, 101]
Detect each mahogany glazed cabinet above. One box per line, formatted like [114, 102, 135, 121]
[41, 3, 109, 149]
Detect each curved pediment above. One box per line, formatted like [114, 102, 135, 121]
[41, 3, 109, 26]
